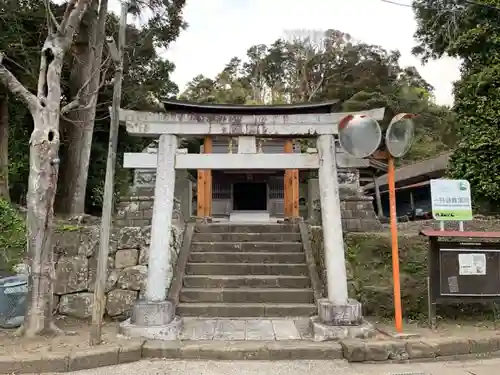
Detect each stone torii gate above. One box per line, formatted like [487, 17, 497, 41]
[119, 102, 385, 336]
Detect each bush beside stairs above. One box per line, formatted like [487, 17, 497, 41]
[177, 223, 316, 317]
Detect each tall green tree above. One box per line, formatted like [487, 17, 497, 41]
[56, 0, 187, 215]
[413, 0, 500, 205]
[85, 12, 181, 213]
[181, 29, 456, 162]
[0, 0, 47, 202]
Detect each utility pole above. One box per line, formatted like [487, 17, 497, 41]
[90, 0, 128, 346]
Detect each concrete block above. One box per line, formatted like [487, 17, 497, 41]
[131, 300, 175, 326]
[317, 298, 363, 326]
[119, 315, 183, 341]
[310, 316, 375, 342]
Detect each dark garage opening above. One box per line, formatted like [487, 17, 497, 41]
[233, 182, 267, 211]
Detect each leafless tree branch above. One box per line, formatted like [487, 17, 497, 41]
[60, 0, 89, 48]
[37, 49, 48, 100]
[59, 0, 78, 35]
[0, 53, 39, 113]
[44, 0, 60, 32]
[60, 99, 81, 114]
[60, 55, 112, 114]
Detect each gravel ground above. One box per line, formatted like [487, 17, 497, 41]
[32, 357, 500, 375]
[0, 318, 125, 355]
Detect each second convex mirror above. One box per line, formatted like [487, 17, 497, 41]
[385, 113, 415, 158]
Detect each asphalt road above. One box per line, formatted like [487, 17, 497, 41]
[39, 357, 500, 375]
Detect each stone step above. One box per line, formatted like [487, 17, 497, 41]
[183, 275, 311, 289]
[180, 288, 314, 303]
[193, 232, 301, 243]
[190, 242, 303, 253]
[176, 302, 317, 317]
[185, 263, 308, 276]
[195, 224, 299, 234]
[189, 252, 305, 264]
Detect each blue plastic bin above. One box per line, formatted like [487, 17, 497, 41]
[0, 275, 28, 328]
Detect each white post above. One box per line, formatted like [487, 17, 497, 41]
[145, 134, 178, 301]
[373, 173, 384, 217]
[317, 134, 348, 305]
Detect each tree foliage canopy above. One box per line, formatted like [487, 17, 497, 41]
[181, 29, 456, 162]
[1, 1, 182, 212]
[413, 0, 500, 207]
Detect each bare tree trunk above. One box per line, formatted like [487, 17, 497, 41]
[21, 34, 70, 336]
[24, 112, 60, 336]
[0, 89, 9, 201]
[56, 0, 99, 215]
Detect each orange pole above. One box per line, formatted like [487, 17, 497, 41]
[388, 155, 403, 333]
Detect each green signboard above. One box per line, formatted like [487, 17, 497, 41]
[430, 179, 472, 221]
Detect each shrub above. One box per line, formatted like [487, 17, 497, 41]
[0, 199, 26, 272]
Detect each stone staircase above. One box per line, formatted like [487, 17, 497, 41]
[177, 223, 316, 317]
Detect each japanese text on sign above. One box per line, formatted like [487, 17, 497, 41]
[458, 253, 486, 275]
[430, 179, 473, 221]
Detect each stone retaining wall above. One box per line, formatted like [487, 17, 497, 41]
[114, 188, 182, 228]
[309, 226, 497, 319]
[309, 226, 430, 317]
[307, 174, 382, 232]
[52, 223, 183, 319]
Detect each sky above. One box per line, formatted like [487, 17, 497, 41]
[108, 0, 460, 106]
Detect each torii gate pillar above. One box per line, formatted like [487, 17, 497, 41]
[124, 134, 182, 338]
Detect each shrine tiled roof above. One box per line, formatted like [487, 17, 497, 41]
[162, 99, 342, 115]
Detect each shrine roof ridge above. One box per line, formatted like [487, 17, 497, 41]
[161, 99, 341, 115]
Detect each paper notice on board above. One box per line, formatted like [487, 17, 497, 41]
[448, 276, 459, 293]
[458, 253, 486, 275]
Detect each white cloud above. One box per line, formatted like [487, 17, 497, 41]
[115, 0, 461, 105]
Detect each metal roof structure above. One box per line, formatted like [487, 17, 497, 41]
[364, 151, 451, 192]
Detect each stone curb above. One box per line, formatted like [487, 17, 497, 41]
[340, 336, 500, 363]
[0, 340, 144, 374]
[2, 336, 500, 373]
[142, 340, 344, 360]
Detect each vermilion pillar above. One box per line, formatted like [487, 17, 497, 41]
[197, 136, 212, 217]
[284, 140, 299, 218]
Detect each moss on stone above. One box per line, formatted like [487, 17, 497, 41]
[344, 232, 428, 319]
[55, 224, 82, 232]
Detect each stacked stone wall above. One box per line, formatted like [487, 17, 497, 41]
[114, 187, 182, 228]
[53, 224, 181, 320]
[307, 169, 382, 232]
